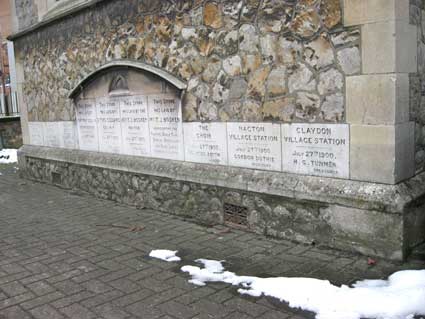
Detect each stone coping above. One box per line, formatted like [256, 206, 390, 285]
[18, 145, 425, 214]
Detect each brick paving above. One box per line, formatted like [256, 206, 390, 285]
[0, 163, 424, 319]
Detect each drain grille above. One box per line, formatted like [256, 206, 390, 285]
[223, 203, 248, 227]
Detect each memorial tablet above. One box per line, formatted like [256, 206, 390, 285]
[63, 121, 78, 149]
[44, 122, 62, 148]
[227, 123, 282, 171]
[120, 95, 151, 156]
[183, 122, 228, 165]
[96, 97, 122, 154]
[76, 99, 99, 151]
[148, 95, 184, 161]
[281, 124, 349, 178]
[28, 122, 45, 146]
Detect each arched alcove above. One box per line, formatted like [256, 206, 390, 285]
[71, 61, 187, 160]
[69, 60, 187, 100]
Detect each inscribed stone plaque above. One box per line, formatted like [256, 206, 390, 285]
[148, 95, 184, 161]
[43, 122, 62, 147]
[28, 122, 45, 146]
[227, 123, 282, 171]
[183, 122, 228, 165]
[76, 99, 99, 151]
[281, 124, 349, 178]
[96, 97, 122, 154]
[62, 121, 78, 149]
[120, 95, 151, 156]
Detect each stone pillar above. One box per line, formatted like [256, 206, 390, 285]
[344, 0, 417, 184]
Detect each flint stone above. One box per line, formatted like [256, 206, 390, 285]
[223, 55, 242, 76]
[267, 66, 287, 97]
[262, 97, 295, 121]
[337, 47, 361, 75]
[304, 35, 335, 69]
[204, 2, 223, 29]
[318, 68, 344, 95]
[288, 63, 316, 93]
[247, 66, 271, 100]
[239, 24, 260, 53]
[321, 93, 344, 122]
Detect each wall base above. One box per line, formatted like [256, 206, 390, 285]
[17, 145, 425, 261]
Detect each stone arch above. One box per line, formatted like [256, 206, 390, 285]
[68, 60, 187, 99]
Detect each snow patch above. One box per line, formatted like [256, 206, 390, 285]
[181, 259, 425, 319]
[149, 249, 181, 262]
[0, 149, 17, 164]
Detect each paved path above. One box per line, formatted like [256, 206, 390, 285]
[0, 164, 423, 319]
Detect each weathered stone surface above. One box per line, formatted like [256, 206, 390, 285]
[239, 24, 259, 53]
[240, 0, 260, 22]
[218, 100, 242, 121]
[247, 66, 271, 100]
[182, 93, 198, 121]
[262, 97, 295, 121]
[212, 82, 229, 104]
[291, 8, 321, 38]
[215, 30, 238, 56]
[288, 63, 316, 93]
[318, 68, 343, 95]
[198, 100, 218, 120]
[258, 0, 293, 33]
[304, 35, 335, 69]
[203, 2, 223, 29]
[276, 37, 302, 65]
[260, 33, 277, 64]
[241, 100, 262, 121]
[202, 56, 221, 83]
[337, 47, 361, 75]
[229, 78, 247, 100]
[222, 0, 243, 28]
[266, 66, 287, 97]
[321, 93, 344, 122]
[241, 53, 262, 74]
[194, 27, 216, 57]
[295, 92, 321, 121]
[223, 55, 242, 76]
[320, 0, 342, 29]
[331, 29, 360, 47]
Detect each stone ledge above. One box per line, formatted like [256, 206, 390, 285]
[17, 145, 424, 214]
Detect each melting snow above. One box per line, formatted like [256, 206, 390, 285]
[149, 249, 181, 262]
[0, 149, 17, 164]
[180, 259, 425, 319]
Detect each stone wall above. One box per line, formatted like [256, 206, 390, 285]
[0, 117, 23, 148]
[410, 0, 425, 172]
[19, 147, 411, 260]
[15, 0, 360, 124]
[14, 0, 38, 30]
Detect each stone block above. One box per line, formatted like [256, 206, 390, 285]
[344, 0, 410, 26]
[321, 205, 404, 260]
[350, 122, 415, 184]
[346, 74, 409, 125]
[362, 20, 417, 74]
